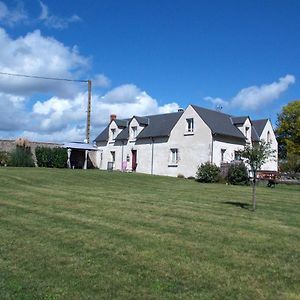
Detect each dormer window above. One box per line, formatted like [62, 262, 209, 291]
[111, 128, 116, 140]
[267, 131, 271, 143]
[245, 126, 250, 141]
[132, 126, 138, 139]
[186, 118, 194, 133]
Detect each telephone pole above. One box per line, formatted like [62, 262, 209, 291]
[86, 80, 92, 143]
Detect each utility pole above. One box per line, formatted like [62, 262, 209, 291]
[86, 80, 92, 143]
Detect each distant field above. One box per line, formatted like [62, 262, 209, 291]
[0, 168, 299, 299]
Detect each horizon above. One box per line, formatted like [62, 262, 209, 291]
[0, 0, 299, 143]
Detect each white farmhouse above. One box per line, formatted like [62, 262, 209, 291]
[94, 105, 277, 177]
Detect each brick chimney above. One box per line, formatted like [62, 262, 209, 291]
[110, 114, 117, 122]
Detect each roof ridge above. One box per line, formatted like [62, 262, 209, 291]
[191, 104, 233, 117]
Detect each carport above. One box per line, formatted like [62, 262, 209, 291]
[63, 142, 98, 169]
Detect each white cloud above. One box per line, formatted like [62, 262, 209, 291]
[0, 27, 180, 143]
[38, 1, 81, 29]
[0, 27, 89, 97]
[93, 74, 111, 88]
[0, 1, 27, 27]
[0, 92, 28, 131]
[205, 74, 295, 111]
[16, 84, 180, 142]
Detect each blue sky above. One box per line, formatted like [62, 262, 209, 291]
[0, 0, 299, 142]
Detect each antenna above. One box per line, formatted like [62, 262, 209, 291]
[216, 104, 223, 112]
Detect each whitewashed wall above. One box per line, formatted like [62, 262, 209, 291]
[259, 120, 278, 171]
[95, 107, 278, 177]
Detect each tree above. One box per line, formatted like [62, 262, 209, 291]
[276, 100, 300, 171]
[239, 141, 275, 211]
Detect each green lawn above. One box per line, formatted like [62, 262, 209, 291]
[0, 168, 299, 299]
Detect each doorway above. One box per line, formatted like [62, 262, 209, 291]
[131, 150, 137, 171]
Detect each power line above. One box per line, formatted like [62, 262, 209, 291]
[0, 71, 93, 143]
[0, 71, 88, 83]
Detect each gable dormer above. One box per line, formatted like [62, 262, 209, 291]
[108, 114, 128, 142]
[231, 116, 252, 143]
[128, 116, 149, 141]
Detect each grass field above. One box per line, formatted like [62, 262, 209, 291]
[0, 168, 299, 299]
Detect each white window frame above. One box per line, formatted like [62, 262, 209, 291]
[111, 128, 116, 140]
[169, 148, 179, 166]
[267, 131, 271, 143]
[221, 149, 226, 162]
[186, 118, 194, 133]
[131, 126, 138, 139]
[110, 151, 115, 163]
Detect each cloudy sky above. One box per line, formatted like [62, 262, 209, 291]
[0, 0, 299, 142]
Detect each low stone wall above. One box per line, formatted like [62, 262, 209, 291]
[0, 139, 62, 166]
[0, 139, 62, 153]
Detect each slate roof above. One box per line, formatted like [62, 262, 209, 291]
[251, 126, 260, 142]
[94, 125, 109, 142]
[115, 119, 128, 127]
[137, 112, 183, 139]
[252, 119, 268, 136]
[135, 116, 150, 125]
[231, 116, 248, 125]
[191, 105, 246, 140]
[94, 105, 269, 143]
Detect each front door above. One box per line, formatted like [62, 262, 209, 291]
[132, 150, 137, 171]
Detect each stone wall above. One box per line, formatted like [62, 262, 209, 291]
[0, 139, 62, 153]
[0, 139, 62, 166]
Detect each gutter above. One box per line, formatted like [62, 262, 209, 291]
[211, 133, 214, 163]
[151, 137, 154, 175]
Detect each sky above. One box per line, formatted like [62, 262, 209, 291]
[0, 0, 299, 143]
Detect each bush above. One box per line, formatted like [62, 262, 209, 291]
[52, 147, 68, 168]
[8, 146, 34, 167]
[0, 151, 10, 166]
[177, 174, 185, 178]
[35, 147, 53, 167]
[196, 162, 220, 183]
[35, 147, 67, 168]
[227, 162, 249, 185]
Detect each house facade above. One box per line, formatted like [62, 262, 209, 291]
[94, 105, 278, 178]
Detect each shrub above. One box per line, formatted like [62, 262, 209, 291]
[227, 162, 249, 185]
[177, 174, 185, 178]
[35, 147, 67, 168]
[196, 162, 220, 183]
[8, 146, 34, 167]
[52, 147, 68, 168]
[36, 147, 53, 167]
[0, 151, 10, 166]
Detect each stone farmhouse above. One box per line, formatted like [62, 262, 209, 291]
[94, 104, 277, 178]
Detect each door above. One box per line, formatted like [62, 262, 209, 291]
[132, 150, 137, 171]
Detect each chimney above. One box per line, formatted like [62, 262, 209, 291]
[110, 114, 117, 121]
[178, 108, 184, 112]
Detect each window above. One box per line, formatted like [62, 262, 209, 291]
[170, 148, 179, 164]
[111, 128, 116, 140]
[131, 126, 138, 139]
[267, 131, 271, 143]
[221, 149, 226, 162]
[234, 151, 241, 161]
[245, 126, 250, 140]
[110, 151, 115, 163]
[186, 118, 194, 132]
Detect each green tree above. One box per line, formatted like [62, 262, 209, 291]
[276, 100, 300, 163]
[239, 141, 275, 211]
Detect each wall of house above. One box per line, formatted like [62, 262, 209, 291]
[259, 120, 278, 171]
[212, 136, 245, 165]
[95, 107, 278, 177]
[96, 105, 213, 178]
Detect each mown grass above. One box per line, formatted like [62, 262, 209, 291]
[0, 168, 299, 299]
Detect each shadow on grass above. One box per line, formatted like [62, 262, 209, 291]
[223, 201, 251, 210]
